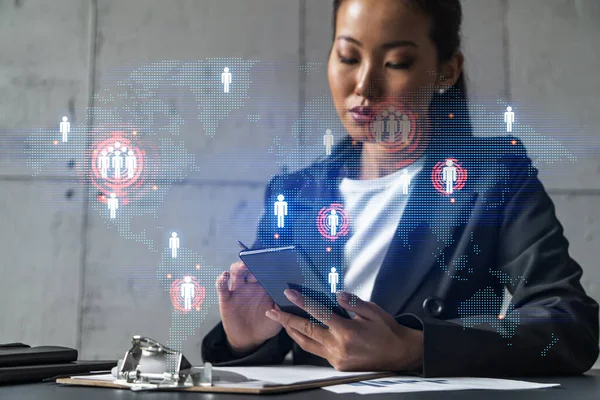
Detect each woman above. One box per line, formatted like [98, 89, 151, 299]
[202, 0, 599, 376]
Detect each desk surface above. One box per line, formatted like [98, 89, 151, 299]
[0, 370, 598, 399]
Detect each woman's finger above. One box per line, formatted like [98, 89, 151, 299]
[336, 291, 381, 322]
[229, 262, 248, 291]
[283, 289, 349, 331]
[216, 271, 232, 302]
[272, 309, 331, 346]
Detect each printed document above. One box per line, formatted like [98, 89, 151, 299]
[323, 376, 559, 394]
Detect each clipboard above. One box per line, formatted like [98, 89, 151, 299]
[56, 370, 398, 394]
[58, 336, 401, 394]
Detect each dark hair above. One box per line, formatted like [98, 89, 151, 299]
[332, 0, 473, 137]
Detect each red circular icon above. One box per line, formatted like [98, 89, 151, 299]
[86, 125, 159, 206]
[432, 158, 467, 195]
[169, 276, 206, 313]
[317, 203, 350, 241]
[366, 101, 430, 169]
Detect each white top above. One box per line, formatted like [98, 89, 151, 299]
[339, 159, 424, 302]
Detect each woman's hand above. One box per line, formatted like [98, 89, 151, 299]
[265, 289, 424, 372]
[217, 261, 283, 354]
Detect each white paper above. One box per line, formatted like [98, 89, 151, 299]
[214, 380, 270, 388]
[212, 365, 386, 385]
[70, 374, 116, 382]
[323, 376, 560, 394]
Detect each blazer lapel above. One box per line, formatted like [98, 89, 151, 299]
[370, 135, 478, 316]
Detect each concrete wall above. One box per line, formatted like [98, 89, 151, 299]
[0, 0, 598, 368]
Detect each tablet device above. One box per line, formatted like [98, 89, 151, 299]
[237, 243, 351, 323]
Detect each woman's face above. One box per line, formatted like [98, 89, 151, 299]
[328, 0, 459, 143]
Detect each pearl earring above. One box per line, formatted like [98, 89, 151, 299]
[439, 75, 446, 94]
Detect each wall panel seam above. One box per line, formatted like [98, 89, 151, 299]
[75, 0, 98, 355]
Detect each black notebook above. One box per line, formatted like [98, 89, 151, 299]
[0, 344, 77, 368]
[0, 343, 116, 384]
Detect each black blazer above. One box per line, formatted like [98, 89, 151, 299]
[202, 134, 599, 377]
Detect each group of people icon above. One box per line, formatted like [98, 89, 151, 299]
[98, 142, 137, 180]
[372, 109, 412, 144]
[101, 143, 138, 220]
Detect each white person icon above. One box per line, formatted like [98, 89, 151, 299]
[125, 150, 137, 179]
[373, 115, 385, 142]
[399, 169, 412, 195]
[98, 150, 110, 179]
[328, 209, 340, 236]
[432, 158, 467, 197]
[60, 116, 70, 143]
[442, 159, 458, 194]
[317, 203, 349, 241]
[107, 193, 119, 219]
[274, 194, 288, 228]
[504, 106, 515, 132]
[180, 276, 195, 311]
[400, 114, 411, 144]
[328, 267, 339, 294]
[169, 232, 180, 259]
[222, 67, 232, 93]
[384, 108, 399, 142]
[112, 150, 124, 179]
[324, 129, 334, 155]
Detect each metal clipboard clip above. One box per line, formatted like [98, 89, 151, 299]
[113, 335, 213, 388]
